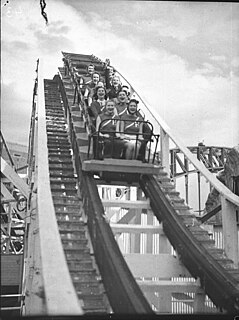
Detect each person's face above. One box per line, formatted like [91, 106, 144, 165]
[106, 101, 115, 114]
[88, 65, 94, 74]
[98, 81, 104, 87]
[112, 77, 120, 86]
[118, 91, 127, 103]
[97, 88, 106, 98]
[92, 74, 100, 84]
[108, 67, 114, 79]
[128, 102, 137, 114]
[108, 67, 114, 75]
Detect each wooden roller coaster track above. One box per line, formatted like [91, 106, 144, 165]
[1, 52, 239, 316]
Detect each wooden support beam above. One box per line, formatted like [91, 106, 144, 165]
[221, 197, 239, 267]
[193, 281, 206, 313]
[160, 128, 170, 175]
[117, 209, 138, 224]
[82, 159, 161, 175]
[110, 224, 163, 234]
[1, 157, 29, 198]
[130, 210, 141, 253]
[102, 199, 150, 209]
[146, 210, 154, 253]
[138, 280, 198, 293]
[1, 183, 15, 201]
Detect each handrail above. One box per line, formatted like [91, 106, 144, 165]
[27, 59, 39, 185]
[92, 119, 158, 162]
[114, 67, 239, 207]
[36, 59, 82, 315]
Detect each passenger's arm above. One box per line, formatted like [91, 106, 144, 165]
[115, 120, 122, 138]
[120, 121, 131, 140]
[96, 116, 109, 138]
[87, 88, 94, 106]
[138, 123, 144, 141]
[84, 87, 89, 100]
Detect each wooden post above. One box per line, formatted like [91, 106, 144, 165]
[160, 128, 170, 175]
[146, 210, 154, 254]
[221, 197, 238, 267]
[193, 279, 205, 313]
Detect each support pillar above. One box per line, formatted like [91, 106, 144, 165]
[160, 128, 170, 175]
[221, 197, 238, 268]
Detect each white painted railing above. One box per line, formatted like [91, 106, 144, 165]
[25, 60, 83, 315]
[115, 67, 239, 267]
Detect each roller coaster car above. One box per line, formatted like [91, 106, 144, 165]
[82, 119, 161, 183]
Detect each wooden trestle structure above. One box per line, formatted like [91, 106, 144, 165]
[1, 52, 239, 316]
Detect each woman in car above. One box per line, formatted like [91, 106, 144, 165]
[96, 100, 125, 159]
[88, 86, 108, 124]
[107, 75, 122, 99]
[115, 90, 128, 117]
[119, 99, 143, 160]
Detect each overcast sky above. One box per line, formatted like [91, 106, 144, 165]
[1, 0, 239, 148]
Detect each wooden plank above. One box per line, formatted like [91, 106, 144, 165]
[117, 209, 138, 224]
[1, 254, 23, 285]
[111, 223, 163, 235]
[102, 199, 150, 209]
[1, 183, 15, 201]
[82, 159, 161, 175]
[124, 253, 191, 278]
[138, 280, 198, 293]
[1, 157, 29, 197]
[221, 198, 238, 267]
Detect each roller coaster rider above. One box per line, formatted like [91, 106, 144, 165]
[119, 99, 144, 159]
[107, 75, 122, 99]
[115, 90, 128, 117]
[95, 99, 126, 159]
[77, 63, 95, 92]
[88, 86, 108, 128]
[84, 72, 100, 104]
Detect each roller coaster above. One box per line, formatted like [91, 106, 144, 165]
[1, 52, 239, 316]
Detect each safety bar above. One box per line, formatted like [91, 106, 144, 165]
[89, 119, 159, 163]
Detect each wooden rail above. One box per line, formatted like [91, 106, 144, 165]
[25, 60, 83, 315]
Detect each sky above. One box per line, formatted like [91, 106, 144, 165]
[1, 0, 239, 148]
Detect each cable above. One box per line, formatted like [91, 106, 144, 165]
[40, 0, 48, 25]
